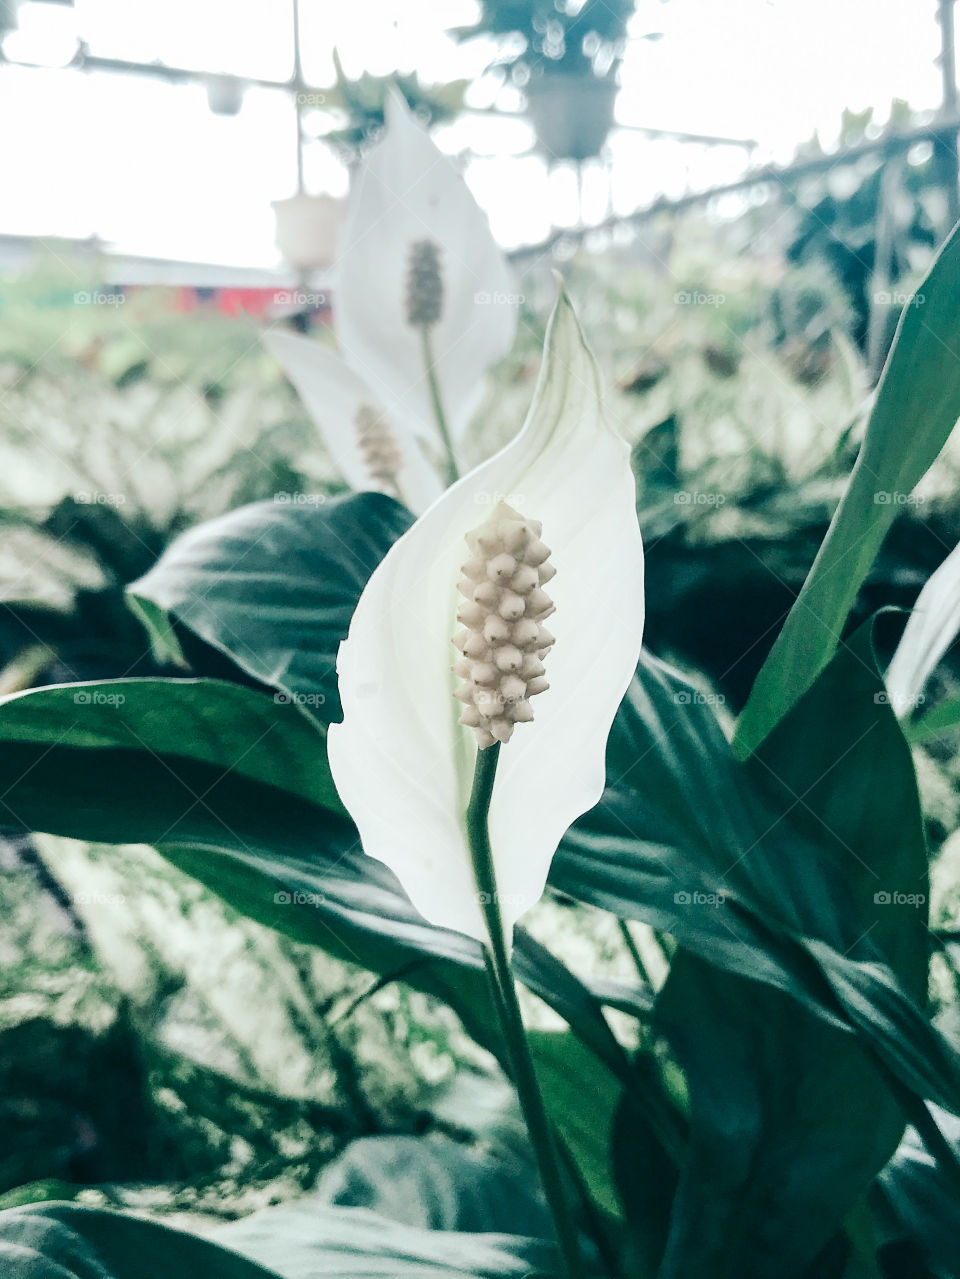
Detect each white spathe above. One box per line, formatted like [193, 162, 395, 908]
[334, 91, 518, 447]
[327, 288, 645, 944]
[262, 329, 443, 515]
[886, 536, 960, 717]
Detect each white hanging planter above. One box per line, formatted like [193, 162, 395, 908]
[272, 193, 343, 270]
[524, 73, 619, 163]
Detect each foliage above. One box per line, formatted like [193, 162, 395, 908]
[451, 0, 637, 81]
[6, 133, 960, 1277]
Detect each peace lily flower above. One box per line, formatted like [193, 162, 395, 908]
[264, 92, 517, 511]
[327, 287, 645, 944]
[886, 534, 960, 718]
[261, 329, 443, 513]
[335, 91, 518, 457]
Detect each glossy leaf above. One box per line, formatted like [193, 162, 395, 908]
[0, 1199, 555, 1279]
[556, 625, 959, 1113]
[218, 1201, 556, 1279]
[310, 1133, 551, 1237]
[876, 1105, 960, 1279]
[736, 221, 960, 756]
[655, 955, 907, 1279]
[0, 674, 641, 1085]
[127, 491, 414, 724]
[0, 1203, 282, 1279]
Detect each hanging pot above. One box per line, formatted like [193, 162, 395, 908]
[524, 72, 618, 163]
[272, 193, 343, 270]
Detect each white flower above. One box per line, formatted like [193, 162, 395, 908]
[327, 288, 645, 944]
[335, 91, 518, 450]
[886, 537, 960, 716]
[261, 330, 442, 514]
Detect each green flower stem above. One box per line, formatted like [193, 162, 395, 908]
[466, 742, 587, 1279]
[420, 326, 460, 486]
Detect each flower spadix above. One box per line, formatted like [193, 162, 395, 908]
[335, 91, 517, 447]
[261, 329, 442, 513]
[453, 501, 556, 748]
[328, 287, 645, 944]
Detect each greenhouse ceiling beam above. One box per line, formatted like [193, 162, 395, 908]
[508, 116, 960, 260]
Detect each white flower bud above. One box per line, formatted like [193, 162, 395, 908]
[452, 500, 555, 748]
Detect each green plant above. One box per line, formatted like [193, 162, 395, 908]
[452, 0, 637, 83]
[6, 99, 960, 1279]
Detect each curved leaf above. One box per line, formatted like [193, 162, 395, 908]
[0, 1202, 281, 1279]
[736, 221, 960, 755]
[0, 676, 637, 1085]
[556, 626, 959, 1113]
[218, 1201, 555, 1279]
[127, 492, 415, 725]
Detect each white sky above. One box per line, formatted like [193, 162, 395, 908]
[0, 0, 947, 265]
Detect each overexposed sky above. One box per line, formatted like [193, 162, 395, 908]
[0, 0, 947, 264]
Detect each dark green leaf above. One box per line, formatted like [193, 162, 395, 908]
[0, 1198, 556, 1279]
[736, 221, 960, 755]
[655, 955, 904, 1279]
[311, 1134, 551, 1238]
[527, 1030, 624, 1222]
[555, 629, 960, 1113]
[0, 1202, 282, 1279]
[127, 492, 415, 724]
[217, 1201, 557, 1279]
[0, 677, 637, 1085]
[876, 1106, 960, 1279]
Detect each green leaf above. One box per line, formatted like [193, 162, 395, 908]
[876, 1105, 960, 1279]
[0, 676, 342, 827]
[527, 1030, 624, 1222]
[555, 629, 959, 1113]
[127, 491, 415, 724]
[735, 221, 960, 756]
[904, 694, 960, 742]
[622, 614, 933, 1276]
[311, 1134, 551, 1237]
[655, 955, 905, 1279]
[217, 1202, 556, 1279]
[0, 1202, 282, 1279]
[0, 1199, 556, 1279]
[0, 676, 639, 1087]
